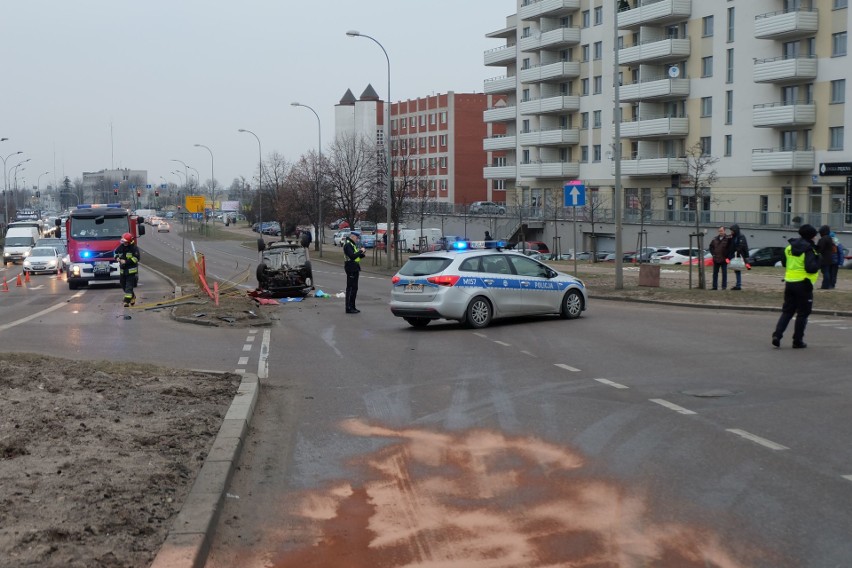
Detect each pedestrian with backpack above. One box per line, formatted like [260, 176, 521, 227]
[816, 225, 834, 289]
[830, 231, 844, 289]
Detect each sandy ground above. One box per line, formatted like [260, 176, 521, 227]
[0, 353, 241, 568]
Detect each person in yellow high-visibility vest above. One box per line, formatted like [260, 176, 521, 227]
[343, 230, 366, 314]
[772, 224, 820, 349]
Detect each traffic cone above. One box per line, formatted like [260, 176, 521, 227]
[16, 274, 23, 287]
[1, 278, 8, 292]
[24, 271, 30, 283]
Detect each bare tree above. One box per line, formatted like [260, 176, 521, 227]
[326, 133, 380, 230]
[680, 141, 719, 290]
[582, 189, 607, 262]
[262, 152, 295, 235]
[287, 151, 331, 250]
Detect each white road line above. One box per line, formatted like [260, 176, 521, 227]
[650, 398, 696, 415]
[0, 290, 86, 332]
[726, 429, 789, 451]
[493, 340, 511, 347]
[245, 335, 256, 342]
[555, 364, 581, 372]
[235, 369, 246, 375]
[249, 329, 258, 335]
[473, 332, 488, 339]
[242, 344, 252, 352]
[842, 475, 852, 483]
[521, 350, 537, 358]
[258, 329, 270, 379]
[238, 357, 249, 365]
[595, 378, 629, 389]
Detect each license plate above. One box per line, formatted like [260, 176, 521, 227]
[404, 283, 424, 293]
[94, 262, 110, 275]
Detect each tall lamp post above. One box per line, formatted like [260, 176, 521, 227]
[2, 150, 23, 225]
[11, 158, 30, 209]
[37, 171, 49, 212]
[238, 129, 263, 239]
[193, 144, 215, 231]
[187, 166, 199, 193]
[347, 29, 393, 269]
[291, 101, 323, 257]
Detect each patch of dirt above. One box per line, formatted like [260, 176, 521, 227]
[0, 353, 240, 568]
[170, 291, 278, 328]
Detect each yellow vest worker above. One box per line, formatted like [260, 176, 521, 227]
[343, 230, 366, 314]
[772, 224, 820, 348]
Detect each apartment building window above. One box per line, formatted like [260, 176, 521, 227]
[419, 137, 426, 148]
[409, 117, 415, 128]
[401, 118, 406, 130]
[439, 179, 448, 191]
[430, 113, 436, 125]
[593, 75, 602, 94]
[439, 134, 447, 146]
[582, 10, 590, 27]
[701, 96, 713, 117]
[429, 158, 437, 169]
[833, 32, 847, 56]
[700, 137, 712, 156]
[702, 15, 714, 37]
[581, 146, 589, 162]
[593, 110, 602, 128]
[830, 127, 845, 150]
[493, 179, 505, 190]
[831, 79, 846, 103]
[701, 56, 713, 78]
[835, 0, 848, 8]
[593, 41, 602, 60]
[419, 115, 426, 126]
[440, 112, 447, 123]
[594, 6, 603, 25]
[582, 44, 589, 62]
[522, 119, 530, 133]
[376, 130, 384, 145]
[401, 139, 407, 150]
[522, 26, 531, 38]
[593, 145, 602, 162]
[781, 130, 798, 151]
[724, 135, 733, 157]
[522, 149, 530, 164]
[522, 57, 531, 70]
[726, 49, 734, 83]
[429, 135, 437, 147]
[522, 88, 530, 102]
[419, 158, 427, 169]
[725, 91, 733, 124]
[581, 78, 589, 95]
[439, 157, 447, 169]
[727, 7, 735, 42]
[581, 112, 589, 129]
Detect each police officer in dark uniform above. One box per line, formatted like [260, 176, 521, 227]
[343, 230, 366, 313]
[114, 232, 141, 307]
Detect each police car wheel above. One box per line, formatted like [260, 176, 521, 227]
[560, 290, 583, 319]
[404, 317, 430, 328]
[464, 296, 492, 329]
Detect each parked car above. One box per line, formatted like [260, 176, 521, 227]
[510, 241, 550, 254]
[747, 246, 786, 267]
[361, 233, 377, 248]
[651, 247, 704, 265]
[333, 230, 351, 246]
[389, 248, 587, 329]
[469, 201, 506, 215]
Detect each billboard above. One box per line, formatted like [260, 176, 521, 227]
[220, 200, 240, 212]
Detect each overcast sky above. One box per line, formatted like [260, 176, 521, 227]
[0, 0, 514, 198]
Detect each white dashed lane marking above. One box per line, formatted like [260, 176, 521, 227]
[554, 363, 581, 372]
[650, 398, 696, 415]
[238, 357, 249, 365]
[726, 429, 789, 451]
[595, 378, 629, 389]
[493, 340, 511, 347]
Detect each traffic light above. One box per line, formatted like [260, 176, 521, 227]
[154, 190, 159, 197]
[136, 190, 141, 197]
[35, 191, 40, 198]
[114, 188, 118, 196]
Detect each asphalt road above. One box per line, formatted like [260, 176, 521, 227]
[4, 229, 852, 566]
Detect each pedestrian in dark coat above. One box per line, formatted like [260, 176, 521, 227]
[343, 230, 366, 313]
[772, 224, 820, 349]
[727, 224, 749, 290]
[815, 225, 833, 289]
[708, 226, 730, 290]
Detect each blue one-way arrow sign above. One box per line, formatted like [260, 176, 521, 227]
[564, 180, 586, 207]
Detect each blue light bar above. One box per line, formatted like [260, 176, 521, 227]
[80, 250, 93, 259]
[452, 240, 469, 250]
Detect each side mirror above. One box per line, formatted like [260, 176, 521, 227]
[138, 225, 146, 236]
[137, 216, 145, 224]
[257, 238, 266, 252]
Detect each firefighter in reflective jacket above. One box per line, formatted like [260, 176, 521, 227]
[115, 232, 141, 307]
[343, 230, 366, 313]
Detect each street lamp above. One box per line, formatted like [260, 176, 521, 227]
[291, 101, 323, 257]
[237, 129, 263, 238]
[187, 166, 199, 192]
[2, 150, 23, 225]
[36, 171, 49, 211]
[193, 144, 215, 230]
[346, 29, 392, 269]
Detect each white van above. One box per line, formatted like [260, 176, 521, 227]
[399, 228, 443, 252]
[3, 226, 40, 265]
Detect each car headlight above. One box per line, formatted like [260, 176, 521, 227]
[23, 259, 32, 267]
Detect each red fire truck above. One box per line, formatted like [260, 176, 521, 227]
[60, 204, 146, 290]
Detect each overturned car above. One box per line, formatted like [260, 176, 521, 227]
[255, 239, 314, 296]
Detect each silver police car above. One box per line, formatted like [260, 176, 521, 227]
[390, 246, 587, 328]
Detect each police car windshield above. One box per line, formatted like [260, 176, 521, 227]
[398, 257, 452, 277]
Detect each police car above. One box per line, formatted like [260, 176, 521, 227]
[390, 242, 587, 328]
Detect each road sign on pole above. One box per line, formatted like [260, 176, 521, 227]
[564, 180, 586, 207]
[185, 195, 205, 213]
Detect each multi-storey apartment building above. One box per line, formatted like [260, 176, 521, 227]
[485, 0, 851, 238]
[81, 168, 148, 204]
[335, 85, 505, 209]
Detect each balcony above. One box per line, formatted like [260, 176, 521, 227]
[752, 102, 816, 128]
[616, 156, 687, 177]
[752, 148, 815, 172]
[619, 38, 690, 65]
[484, 44, 517, 66]
[519, 161, 580, 179]
[484, 75, 516, 95]
[519, 128, 580, 146]
[519, 27, 581, 52]
[484, 105, 517, 123]
[519, 61, 581, 83]
[483, 165, 517, 179]
[519, 0, 581, 21]
[754, 8, 818, 41]
[483, 135, 517, 151]
[617, 0, 692, 30]
[519, 95, 581, 115]
[753, 56, 817, 84]
[619, 76, 689, 102]
[620, 116, 689, 138]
